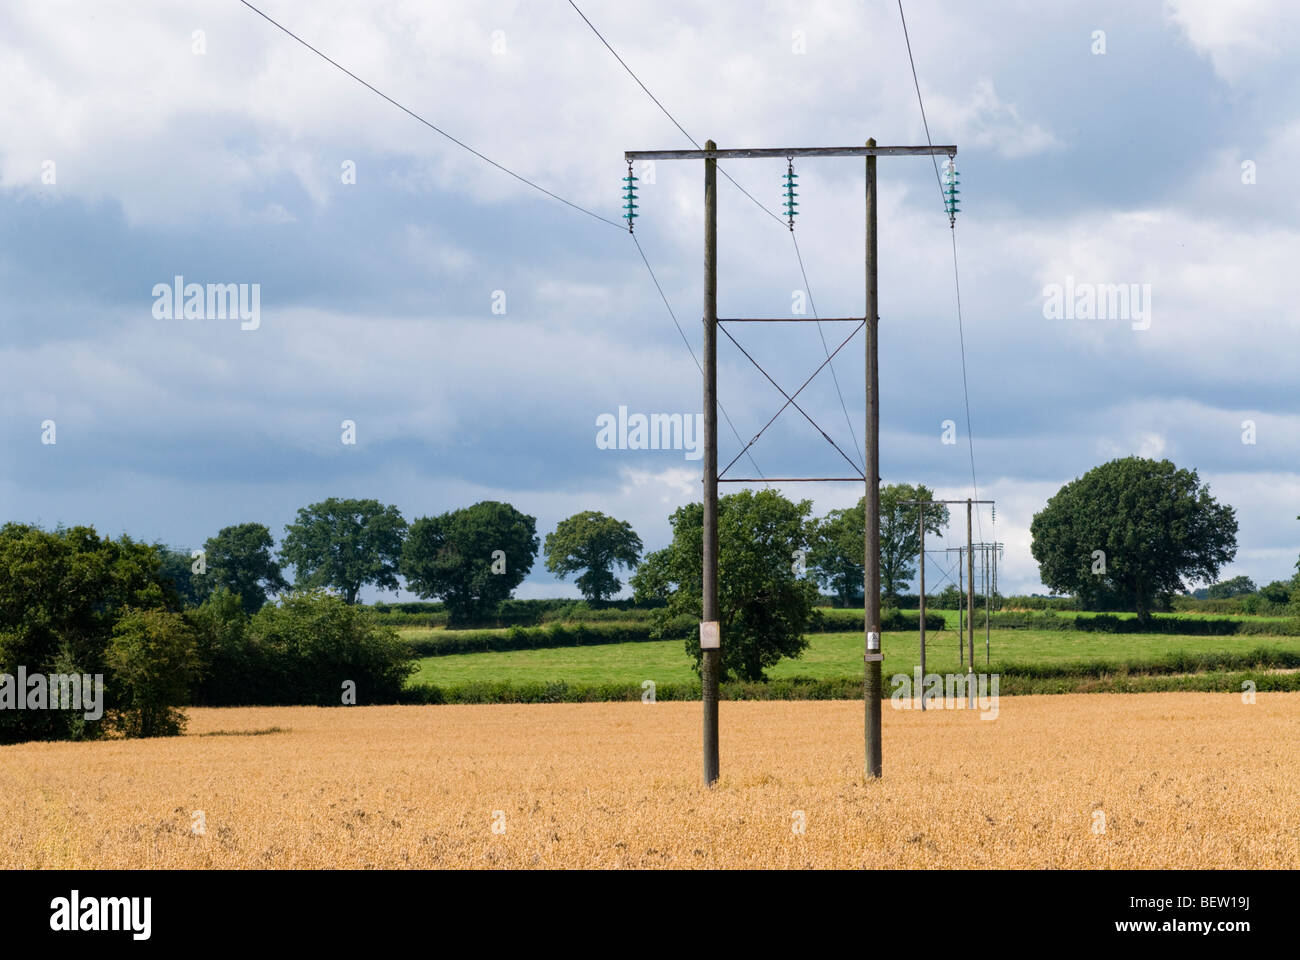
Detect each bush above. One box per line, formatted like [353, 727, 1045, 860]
[405, 621, 683, 657]
[0, 523, 181, 744]
[248, 592, 416, 706]
[1169, 593, 1293, 617]
[191, 590, 416, 706]
[189, 588, 258, 704]
[999, 595, 1078, 611]
[106, 608, 200, 738]
[812, 609, 945, 632]
[978, 610, 1300, 636]
[398, 676, 868, 704]
[368, 598, 665, 630]
[406, 609, 947, 658]
[369, 601, 450, 628]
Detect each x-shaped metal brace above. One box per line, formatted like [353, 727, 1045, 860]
[716, 317, 867, 482]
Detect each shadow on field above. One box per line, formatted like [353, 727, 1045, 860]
[196, 726, 291, 738]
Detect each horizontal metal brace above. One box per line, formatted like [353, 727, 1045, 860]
[718, 477, 866, 483]
[625, 145, 957, 161]
[900, 499, 995, 505]
[718, 317, 864, 323]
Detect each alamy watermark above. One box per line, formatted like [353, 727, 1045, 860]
[0, 668, 103, 720]
[50, 890, 150, 940]
[152, 275, 260, 330]
[889, 668, 999, 719]
[1042, 276, 1151, 330]
[595, 405, 704, 461]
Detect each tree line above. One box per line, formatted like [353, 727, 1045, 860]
[157, 498, 646, 625]
[151, 489, 955, 623]
[1, 456, 1271, 740]
[158, 458, 1259, 629]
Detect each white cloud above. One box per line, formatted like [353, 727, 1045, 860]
[3, 0, 1298, 601]
[0, 0, 1063, 226]
[926, 78, 1061, 159]
[1164, 0, 1300, 83]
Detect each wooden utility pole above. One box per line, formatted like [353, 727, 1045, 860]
[928, 498, 993, 672]
[992, 542, 999, 613]
[917, 503, 926, 711]
[623, 140, 957, 783]
[984, 543, 990, 665]
[957, 547, 963, 665]
[863, 139, 882, 778]
[902, 497, 955, 706]
[966, 499, 975, 676]
[701, 140, 720, 788]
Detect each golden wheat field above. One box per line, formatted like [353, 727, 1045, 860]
[1, 692, 1297, 869]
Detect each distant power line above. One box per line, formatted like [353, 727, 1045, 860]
[235, 0, 767, 481]
[566, 0, 864, 473]
[896, 0, 984, 540]
[235, 0, 622, 230]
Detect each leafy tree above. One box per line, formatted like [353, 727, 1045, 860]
[1030, 457, 1237, 620]
[280, 498, 407, 604]
[543, 511, 643, 603]
[1206, 575, 1256, 599]
[188, 587, 257, 706]
[202, 522, 289, 614]
[807, 503, 863, 607]
[402, 501, 539, 625]
[106, 608, 199, 738]
[880, 484, 949, 601]
[1258, 580, 1293, 606]
[155, 545, 207, 607]
[808, 484, 949, 604]
[630, 489, 818, 681]
[0, 523, 178, 743]
[935, 584, 964, 609]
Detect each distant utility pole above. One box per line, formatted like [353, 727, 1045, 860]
[625, 140, 956, 783]
[970, 541, 1004, 665]
[967, 500, 974, 672]
[946, 545, 965, 665]
[921, 498, 994, 674]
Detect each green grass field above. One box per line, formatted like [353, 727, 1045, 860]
[406, 623, 1300, 687]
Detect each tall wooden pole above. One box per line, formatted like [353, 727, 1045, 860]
[984, 543, 990, 665]
[966, 499, 975, 683]
[992, 544, 998, 612]
[917, 504, 926, 711]
[864, 139, 882, 779]
[701, 139, 720, 787]
[958, 546, 964, 667]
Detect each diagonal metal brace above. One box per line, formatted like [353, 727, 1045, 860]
[718, 319, 866, 479]
[717, 322, 865, 479]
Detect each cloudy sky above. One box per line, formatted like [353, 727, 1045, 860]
[2, 0, 1297, 600]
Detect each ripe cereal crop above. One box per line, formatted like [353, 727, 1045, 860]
[1, 693, 1296, 869]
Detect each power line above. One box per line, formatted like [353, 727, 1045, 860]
[235, 0, 623, 230]
[235, 0, 760, 481]
[568, 0, 786, 227]
[792, 231, 865, 471]
[566, 0, 863, 475]
[896, 0, 984, 541]
[897, 0, 947, 207]
[632, 234, 769, 486]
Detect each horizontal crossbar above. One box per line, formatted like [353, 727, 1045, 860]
[720, 478, 866, 483]
[625, 145, 956, 160]
[899, 499, 995, 505]
[718, 317, 865, 323]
